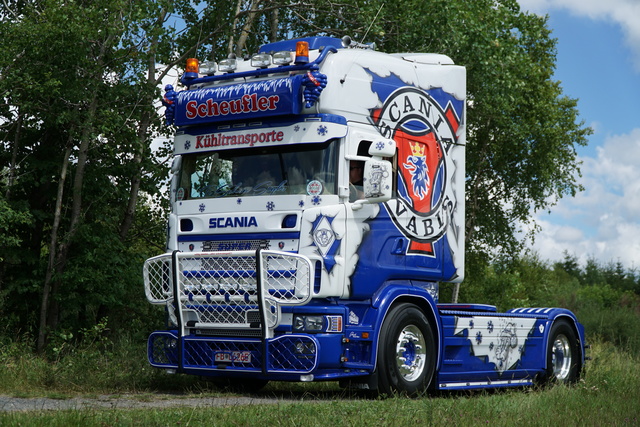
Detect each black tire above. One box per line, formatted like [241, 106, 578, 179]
[376, 303, 436, 396]
[544, 320, 582, 384]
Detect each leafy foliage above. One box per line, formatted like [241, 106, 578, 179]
[175, 0, 591, 261]
[0, 0, 603, 355]
[0, 0, 170, 347]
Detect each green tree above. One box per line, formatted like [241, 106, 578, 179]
[0, 0, 175, 350]
[0, 0, 593, 345]
[178, 0, 590, 288]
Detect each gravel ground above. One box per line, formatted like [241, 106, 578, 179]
[0, 394, 298, 412]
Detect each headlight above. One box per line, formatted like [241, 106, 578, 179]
[292, 315, 342, 333]
[304, 315, 324, 331]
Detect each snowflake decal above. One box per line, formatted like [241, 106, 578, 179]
[199, 203, 206, 212]
[317, 125, 328, 136]
[312, 195, 322, 205]
[184, 140, 191, 150]
[266, 201, 275, 211]
[294, 125, 300, 132]
[475, 331, 483, 344]
[487, 320, 494, 333]
[237, 198, 242, 205]
[375, 141, 385, 151]
[469, 319, 474, 329]
[489, 342, 494, 351]
[298, 200, 305, 208]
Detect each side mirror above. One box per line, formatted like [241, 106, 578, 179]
[363, 158, 393, 203]
[368, 138, 396, 157]
[171, 156, 182, 204]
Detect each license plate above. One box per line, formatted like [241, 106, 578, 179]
[215, 351, 252, 363]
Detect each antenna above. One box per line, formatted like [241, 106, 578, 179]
[360, 3, 385, 44]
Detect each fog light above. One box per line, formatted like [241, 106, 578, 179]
[273, 51, 293, 65]
[200, 60, 217, 75]
[219, 57, 237, 72]
[294, 341, 316, 355]
[251, 53, 271, 68]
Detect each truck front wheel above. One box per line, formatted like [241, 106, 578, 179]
[376, 303, 436, 396]
[545, 319, 582, 384]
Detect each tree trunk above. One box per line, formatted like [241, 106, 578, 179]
[270, 8, 278, 42]
[228, 0, 244, 55]
[119, 112, 150, 240]
[119, 9, 166, 240]
[235, 0, 261, 57]
[37, 136, 73, 352]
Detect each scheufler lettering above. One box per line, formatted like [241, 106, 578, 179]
[186, 93, 280, 119]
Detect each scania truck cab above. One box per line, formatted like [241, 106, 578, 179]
[143, 36, 586, 395]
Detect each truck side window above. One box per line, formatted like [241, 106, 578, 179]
[349, 141, 372, 202]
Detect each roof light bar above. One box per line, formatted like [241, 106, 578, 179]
[200, 60, 217, 75]
[218, 57, 237, 73]
[251, 53, 271, 68]
[273, 51, 293, 65]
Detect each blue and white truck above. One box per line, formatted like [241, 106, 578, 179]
[143, 36, 586, 395]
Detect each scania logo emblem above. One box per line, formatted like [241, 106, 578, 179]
[371, 87, 460, 255]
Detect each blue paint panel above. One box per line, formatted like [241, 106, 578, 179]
[174, 76, 303, 127]
[259, 37, 344, 53]
[351, 207, 450, 299]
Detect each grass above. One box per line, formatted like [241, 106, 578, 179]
[0, 336, 638, 425]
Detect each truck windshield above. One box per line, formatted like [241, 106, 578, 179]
[177, 139, 338, 200]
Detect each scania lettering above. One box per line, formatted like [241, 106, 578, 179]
[209, 216, 258, 229]
[144, 36, 586, 395]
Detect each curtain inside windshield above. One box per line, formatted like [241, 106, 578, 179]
[177, 140, 338, 200]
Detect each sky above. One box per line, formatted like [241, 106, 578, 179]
[516, 0, 640, 267]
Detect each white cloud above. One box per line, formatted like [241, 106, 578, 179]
[518, 0, 640, 70]
[528, 128, 640, 266]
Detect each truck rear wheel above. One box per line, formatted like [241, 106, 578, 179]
[545, 319, 581, 384]
[376, 303, 436, 396]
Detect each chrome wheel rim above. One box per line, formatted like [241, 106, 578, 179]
[551, 333, 572, 380]
[395, 324, 427, 382]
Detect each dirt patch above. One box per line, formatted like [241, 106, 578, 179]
[0, 394, 299, 412]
